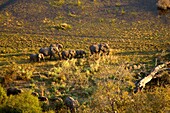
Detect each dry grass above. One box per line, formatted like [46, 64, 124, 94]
[0, 0, 170, 112]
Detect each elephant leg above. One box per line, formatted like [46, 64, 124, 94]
[52, 53, 57, 59]
[58, 53, 61, 60]
[90, 51, 93, 56]
[50, 55, 52, 60]
[62, 54, 67, 60]
[50, 55, 54, 60]
[49, 53, 56, 60]
[34, 58, 36, 62]
[43, 58, 45, 61]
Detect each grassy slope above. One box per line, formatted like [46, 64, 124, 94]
[0, 0, 170, 112]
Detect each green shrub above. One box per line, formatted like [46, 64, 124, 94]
[0, 85, 7, 105]
[0, 91, 42, 113]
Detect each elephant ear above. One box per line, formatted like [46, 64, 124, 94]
[70, 50, 76, 55]
[51, 47, 59, 52]
[38, 54, 42, 58]
[57, 44, 63, 51]
[104, 43, 109, 49]
[99, 44, 105, 51]
[38, 54, 40, 58]
[39, 53, 44, 58]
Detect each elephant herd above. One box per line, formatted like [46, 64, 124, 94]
[29, 43, 110, 62]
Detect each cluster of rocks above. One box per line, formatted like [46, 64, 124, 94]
[157, 0, 170, 10]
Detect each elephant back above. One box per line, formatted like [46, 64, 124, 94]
[75, 50, 86, 58]
[30, 54, 36, 58]
[39, 47, 50, 56]
[50, 43, 63, 52]
[62, 50, 69, 56]
[89, 44, 100, 53]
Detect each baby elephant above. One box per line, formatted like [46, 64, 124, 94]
[75, 50, 86, 58]
[30, 53, 45, 62]
[7, 87, 23, 96]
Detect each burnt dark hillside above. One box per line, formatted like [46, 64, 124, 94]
[0, 0, 169, 36]
[0, 0, 169, 53]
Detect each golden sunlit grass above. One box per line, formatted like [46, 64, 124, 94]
[0, 0, 170, 112]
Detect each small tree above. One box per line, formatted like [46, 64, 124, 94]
[0, 91, 42, 113]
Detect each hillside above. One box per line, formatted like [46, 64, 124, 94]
[0, 0, 170, 112]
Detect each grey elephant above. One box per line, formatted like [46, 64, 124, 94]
[30, 53, 45, 62]
[75, 50, 86, 58]
[50, 43, 63, 51]
[39, 43, 63, 60]
[61, 50, 76, 60]
[89, 43, 110, 56]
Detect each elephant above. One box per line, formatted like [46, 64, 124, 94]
[61, 50, 76, 60]
[89, 43, 110, 56]
[64, 96, 79, 113]
[75, 50, 86, 58]
[30, 53, 45, 62]
[39, 43, 63, 60]
[50, 43, 63, 51]
[7, 87, 23, 96]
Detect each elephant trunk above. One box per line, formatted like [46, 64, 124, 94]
[107, 49, 110, 55]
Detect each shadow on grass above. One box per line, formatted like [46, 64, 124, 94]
[116, 50, 161, 56]
[0, 53, 30, 66]
[0, 53, 30, 57]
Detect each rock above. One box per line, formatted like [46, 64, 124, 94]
[31, 92, 39, 97]
[7, 87, 23, 96]
[38, 96, 48, 102]
[157, 0, 170, 10]
[64, 96, 79, 113]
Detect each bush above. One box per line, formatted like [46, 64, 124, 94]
[0, 91, 42, 113]
[0, 85, 7, 105]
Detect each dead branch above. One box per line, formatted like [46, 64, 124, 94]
[134, 62, 170, 93]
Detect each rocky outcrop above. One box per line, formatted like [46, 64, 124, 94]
[157, 0, 170, 10]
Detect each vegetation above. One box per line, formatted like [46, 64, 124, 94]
[0, 0, 170, 112]
[0, 86, 42, 113]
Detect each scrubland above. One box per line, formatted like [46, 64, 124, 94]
[0, 0, 170, 112]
